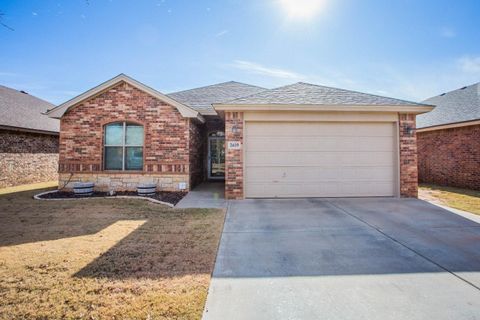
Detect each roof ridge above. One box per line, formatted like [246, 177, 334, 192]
[422, 81, 480, 101]
[0, 84, 55, 107]
[291, 81, 426, 106]
[168, 81, 266, 95]
[220, 86, 272, 104]
[224, 81, 427, 106]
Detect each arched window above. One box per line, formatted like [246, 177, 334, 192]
[104, 122, 144, 171]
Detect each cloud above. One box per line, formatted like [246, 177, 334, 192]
[227, 54, 480, 103]
[231, 60, 306, 80]
[440, 27, 456, 38]
[0, 71, 22, 77]
[458, 56, 480, 73]
[215, 30, 229, 37]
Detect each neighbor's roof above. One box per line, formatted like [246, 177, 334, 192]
[221, 82, 428, 107]
[417, 82, 480, 129]
[0, 85, 59, 134]
[168, 81, 266, 115]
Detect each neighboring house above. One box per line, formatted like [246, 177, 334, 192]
[0, 85, 59, 188]
[46, 74, 433, 199]
[417, 83, 480, 190]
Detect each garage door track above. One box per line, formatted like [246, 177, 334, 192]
[203, 198, 480, 320]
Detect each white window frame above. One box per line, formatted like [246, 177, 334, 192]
[104, 122, 143, 171]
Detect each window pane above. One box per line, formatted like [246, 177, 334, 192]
[105, 147, 123, 170]
[125, 147, 143, 170]
[105, 123, 123, 145]
[126, 125, 143, 146]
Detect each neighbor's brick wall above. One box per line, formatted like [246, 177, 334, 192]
[417, 124, 480, 190]
[0, 129, 59, 188]
[59, 81, 192, 190]
[399, 113, 418, 197]
[225, 112, 243, 199]
[189, 119, 204, 188]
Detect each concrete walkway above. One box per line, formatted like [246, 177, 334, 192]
[176, 182, 227, 208]
[203, 198, 480, 320]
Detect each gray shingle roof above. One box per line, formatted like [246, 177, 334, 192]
[168, 81, 266, 115]
[223, 82, 426, 106]
[0, 85, 59, 133]
[417, 83, 480, 129]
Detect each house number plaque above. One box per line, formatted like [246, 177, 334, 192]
[227, 141, 241, 150]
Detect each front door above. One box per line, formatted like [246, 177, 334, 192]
[208, 135, 225, 180]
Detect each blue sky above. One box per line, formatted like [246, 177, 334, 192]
[1, 0, 479, 104]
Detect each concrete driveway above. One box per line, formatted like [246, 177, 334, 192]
[203, 198, 480, 320]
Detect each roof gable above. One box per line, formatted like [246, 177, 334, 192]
[168, 81, 266, 115]
[46, 74, 203, 122]
[417, 82, 480, 129]
[0, 85, 59, 133]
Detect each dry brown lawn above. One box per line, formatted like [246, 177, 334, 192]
[0, 189, 225, 319]
[419, 184, 480, 215]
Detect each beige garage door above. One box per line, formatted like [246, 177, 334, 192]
[245, 122, 397, 198]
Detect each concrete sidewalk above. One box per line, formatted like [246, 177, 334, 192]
[176, 182, 227, 209]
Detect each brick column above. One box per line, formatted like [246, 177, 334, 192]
[225, 112, 244, 199]
[399, 113, 418, 197]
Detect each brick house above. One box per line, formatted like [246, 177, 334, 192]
[0, 85, 59, 188]
[46, 74, 433, 199]
[417, 83, 480, 190]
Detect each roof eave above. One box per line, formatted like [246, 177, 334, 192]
[213, 103, 434, 114]
[0, 125, 59, 135]
[417, 119, 480, 132]
[46, 74, 204, 123]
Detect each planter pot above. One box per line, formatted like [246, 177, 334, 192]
[138, 183, 157, 196]
[73, 182, 94, 196]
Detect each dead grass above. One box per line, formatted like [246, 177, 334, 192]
[0, 181, 58, 195]
[0, 189, 225, 319]
[419, 184, 480, 215]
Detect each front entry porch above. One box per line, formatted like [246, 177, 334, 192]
[176, 182, 226, 208]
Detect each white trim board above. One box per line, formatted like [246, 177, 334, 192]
[213, 103, 433, 114]
[417, 119, 480, 132]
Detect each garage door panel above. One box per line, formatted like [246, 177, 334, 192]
[245, 121, 397, 198]
[246, 166, 395, 183]
[246, 151, 394, 167]
[247, 181, 395, 198]
[247, 136, 394, 152]
[246, 122, 395, 137]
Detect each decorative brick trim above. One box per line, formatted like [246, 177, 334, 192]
[399, 113, 418, 197]
[225, 112, 244, 199]
[59, 162, 187, 174]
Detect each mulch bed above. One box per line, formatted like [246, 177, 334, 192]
[37, 190, 187, 205]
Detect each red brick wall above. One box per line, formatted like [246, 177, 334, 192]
[59, 81, 193, 189]
[399, 113, 418, 197]
[0, 129, 59, 188]
[225, 112, 243, 199]
[417, 124, 480, 190]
